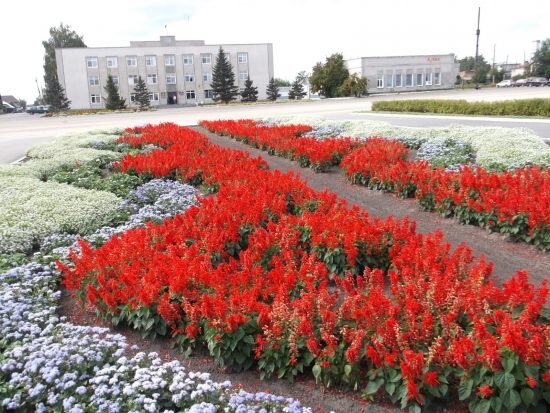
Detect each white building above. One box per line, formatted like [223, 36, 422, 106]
[55, 36, 274, 109]
[345, 54, 459, 94]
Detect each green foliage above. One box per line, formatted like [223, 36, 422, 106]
[309, 53, 349, 98]
[204, 321, 258, 372]
[50, 155, 145, 198]
[211, 47, 239, 103]
[42, 23, 85, 106]
[266, 77, 281, 101]
[104, 75, 126, 110]
[288, 72, 307, 100]
[529, 38, 550, 79]
[133, 76, 150, 110]
[240, 77, 258, 102]
[338, 73, 368, 97]
[459, 55, 491, 83]
[273, 78, 291, 87]
[0, 253, 29, 273]
[43, 77, 71, 111]
[372, 99, 550, 117]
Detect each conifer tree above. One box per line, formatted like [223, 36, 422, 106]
[211, 47, 239, 103]
[43, 77, 71, 110]
[266, 78, 280, 101]
[133, 76, 150, 110]
[240, 77, 258, 102]
[288, 74, 307, 100]
[104, 75, 126, 110]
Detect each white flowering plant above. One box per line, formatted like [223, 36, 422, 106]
[263, 117, 550, 170]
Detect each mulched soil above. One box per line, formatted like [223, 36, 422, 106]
[57, 126, 547, 413]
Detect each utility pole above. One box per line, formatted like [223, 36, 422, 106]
[493, 43, 497, 83]
[474, 7, 481, 90]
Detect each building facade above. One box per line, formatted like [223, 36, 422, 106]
[346, 54, 459, 94]
[55, 36, 274, 109]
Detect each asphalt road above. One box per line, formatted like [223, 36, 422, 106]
[1, 87, 549, 164]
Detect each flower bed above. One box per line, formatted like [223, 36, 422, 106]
[61, 123, 549, 413]
[199, 119, 361, 172]
[265, 116, 550, 171]
[200, 119, 550, 249]
[341, 139, 550, 249]
[0, 174, 308, 412]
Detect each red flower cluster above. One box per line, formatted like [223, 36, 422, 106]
[60, 123, 549, 410]
[340, 138, 550, 249]
[200, 119, 361, 172]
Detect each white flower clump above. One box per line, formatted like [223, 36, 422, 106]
[1, 129, 122, 179]
[263, 117, 550, 170]
[0, 177, 120, 254]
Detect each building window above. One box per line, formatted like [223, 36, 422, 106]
[185, 73, 194, 82]
[112, 75, 119, 85]
[425, 72, 432, 86]
[166, 74, 176, 84]
[130, 93, 136, 103]
[376, 72, 383, 88]
[126, 56, 137, 67]
[165, 55, 175, 66]
[89, 76, 99, 86]
[204, 89, 214, 99]
[90, 94, 101, 104]
[239, 71, 248, 81]
[434, 71, 441, 85]
[183, 55, 193, 65]
[416, 73, 423, 86]
[86, 57, 98, 68]
[395, 73, 402, 87]
[238, 52, 248, 63]
[186, 90, 196, 99]
[145, 55, 157, 66]
[106, 57, 117, 68]
[128, 75, 138, 85]
[201, 54, 211, 64]
[203, 72, 212, 82]
[406, 73, 413, 87]
[149, 92, 160, 102]
[385, 74, 393, 88]
[147, 74, 158, 84]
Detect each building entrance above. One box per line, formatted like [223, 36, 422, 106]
[167, 92, 177, 104]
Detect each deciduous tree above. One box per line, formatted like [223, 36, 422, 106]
[309, 53, 349, 98]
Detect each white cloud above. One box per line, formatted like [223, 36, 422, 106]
[1, 0, 548, 102]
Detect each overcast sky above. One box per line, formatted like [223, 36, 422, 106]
[1, 0, 548, 102]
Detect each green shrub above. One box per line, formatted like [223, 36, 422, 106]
[372, 99, 550, 117]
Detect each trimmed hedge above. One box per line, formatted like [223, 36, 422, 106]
[372, 99, 550, 117]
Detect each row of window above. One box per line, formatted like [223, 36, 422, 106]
[376, 71, 441, 88]
[87, 52, 248, 69]
[90, 71, 249, 87]
[90, 90, 215, 104]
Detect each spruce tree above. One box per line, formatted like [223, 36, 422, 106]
[211, 47, 239, 103]
[43, 76, 71, 111]
[133, 76, 150, 110]
[240, 77, 258, 102]
[288, 76, 306, 100]
[266, 78, 280, 101]
[104, 75, 126, 110]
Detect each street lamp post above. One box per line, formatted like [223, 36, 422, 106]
[474, 7, 481, 90]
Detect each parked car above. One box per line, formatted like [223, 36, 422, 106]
[513, 78, 528, 87]
[26, 105, 50, 114]
[496, 79, 514, 88]
[525, 77, 548, 87]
